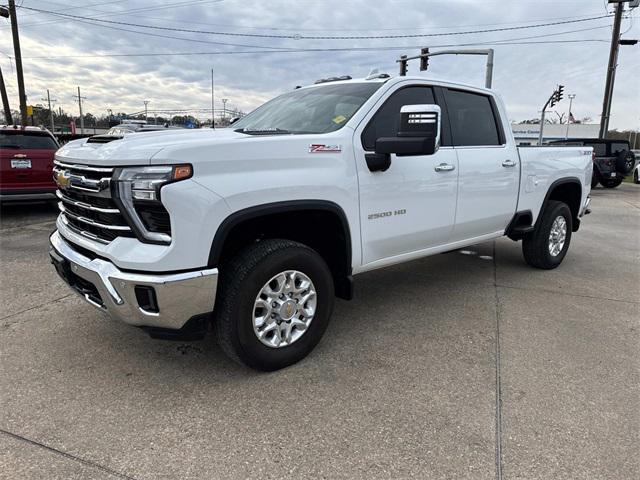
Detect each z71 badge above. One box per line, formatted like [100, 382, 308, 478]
[309, 144, 342, 153]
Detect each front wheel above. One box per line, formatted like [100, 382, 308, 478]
[634, 169, 639, 184]
[214, 239, 334, 371]
[601, 178, 623, 188]
[522, 200, 572, 269]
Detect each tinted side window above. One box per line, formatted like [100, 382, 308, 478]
[445, 89, 501, 146]
[362, 86, 435, 151]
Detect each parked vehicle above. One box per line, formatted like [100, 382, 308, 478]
[0, 125, 59, 201]
[49, 75, 593, 370]
[549, 138, 635, 188]
[633, 151, 640, 184]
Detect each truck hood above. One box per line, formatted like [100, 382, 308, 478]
[55, 128, 249, 166]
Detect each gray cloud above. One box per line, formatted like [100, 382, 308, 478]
[1, 0, 638, 129]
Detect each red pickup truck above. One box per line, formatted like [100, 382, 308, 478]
[0, 125, 59, 201]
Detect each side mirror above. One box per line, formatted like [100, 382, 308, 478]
[375, 104, 441, 156]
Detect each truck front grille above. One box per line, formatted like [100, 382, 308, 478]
[54, 161, 135, 244]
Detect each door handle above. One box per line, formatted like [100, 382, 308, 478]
[434, 163, 455, 172]
[502, 159, 517, 168]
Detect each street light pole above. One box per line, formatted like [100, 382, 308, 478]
[0, 67, 12, 124]
[221, 98, 228, 121]
[143, 100, 150, 123]
[565, 94, 575, 139]
[42, 89, 57, 133]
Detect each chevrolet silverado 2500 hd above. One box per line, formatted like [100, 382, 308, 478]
[49, 75, 593, 370]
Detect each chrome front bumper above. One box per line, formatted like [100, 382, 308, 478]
[49, 230, 218, 330]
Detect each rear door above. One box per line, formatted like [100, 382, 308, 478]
[443, 88, 520, 241]
[0, 131, 59, 191]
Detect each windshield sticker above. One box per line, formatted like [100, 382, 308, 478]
[309, 144, 342, 153]
[332, 115, 347, 124]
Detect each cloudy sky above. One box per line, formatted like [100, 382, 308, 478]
[1, 0, 639, 129]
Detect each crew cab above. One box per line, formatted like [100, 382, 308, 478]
[1, 125, 59, 201]
[49, 75, 593, 370]
[549, 138, 635, 188]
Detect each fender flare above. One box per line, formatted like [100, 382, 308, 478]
[207, 200, 352, 270]
[535, 177, 582, 231]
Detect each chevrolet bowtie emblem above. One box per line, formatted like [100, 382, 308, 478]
[55, 169, 71, 189]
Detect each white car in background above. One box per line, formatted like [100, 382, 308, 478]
[633, 150, 640, 184]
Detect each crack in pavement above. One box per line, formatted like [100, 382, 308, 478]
[0, 429, 140, 480]
[495, 283, 639, 305]
[1, 294, 75, 326]
[492, 241, 504, 480]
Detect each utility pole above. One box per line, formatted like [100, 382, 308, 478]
[75, 86, 86, 134]
[222, 98, 228, 121]
[143, 100, 150, 123]
[7, 0, 27, 126]
[0, 67, 12, 124]
[210, 68, 215, 129]
[565, 94, 576, 139]
[599, 1, 625, 138]
[42, 89, 57, 133]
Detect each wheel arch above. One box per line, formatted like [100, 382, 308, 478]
[536, 178, 582, 232]
[208, 200, 353, 300]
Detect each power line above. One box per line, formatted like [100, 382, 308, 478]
[18, 7, 614, 40]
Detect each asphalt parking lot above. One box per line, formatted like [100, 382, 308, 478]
[1, 184, 638, 480]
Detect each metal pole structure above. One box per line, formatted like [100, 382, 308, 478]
[398, 49, 494, 88]
[565, 94, 575, 139]
[485, 49, 494, 88]
[43, 89, 57, 132]
[8, 0, 27, 127]
[210, 68, 215, 129]
[77, 86, 85, 134]
[0, 67, 12, 124]
[599, 1, 625, 139]
[143, 100, 150, 123]
[222, 98, 228, 121]
[538, 109, 547, 146]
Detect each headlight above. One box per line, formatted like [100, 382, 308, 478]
[113, 165, 192, 244]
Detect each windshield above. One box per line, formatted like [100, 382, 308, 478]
[0, 133, 58, 149]
[232, 82, 382, 135]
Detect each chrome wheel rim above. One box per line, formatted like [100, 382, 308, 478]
[548, 215, 567, 257]
[252, 270, 317, 348]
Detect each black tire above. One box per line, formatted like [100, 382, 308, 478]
[634, 169, 639, 184]
[522, 200, 572, 270]
[590, 172, 599, 189]
[214, 239, 334, 371]
[601, 178, 623, 188]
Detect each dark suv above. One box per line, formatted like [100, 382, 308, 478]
[549, 138, 636, 189]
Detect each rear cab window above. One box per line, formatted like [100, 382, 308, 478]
[444, 89, 503, 146]
[0, 132, 59, 150]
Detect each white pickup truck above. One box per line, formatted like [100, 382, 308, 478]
[50, 74, 593, 370]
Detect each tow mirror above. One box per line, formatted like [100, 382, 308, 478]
[375, 104, 441, 156]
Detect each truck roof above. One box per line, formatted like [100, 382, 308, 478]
[302, 74, 494, 95]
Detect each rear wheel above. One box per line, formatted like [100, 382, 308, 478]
[601, 178, 623, 188]
[590, 172, 599, 188]
[634, 169, 639, 184]
[214, 239, 334, 371]
[522, 200, 572, 270]
[615, 151, 635, 175]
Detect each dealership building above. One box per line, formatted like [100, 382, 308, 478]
[511, 123, 600, 145]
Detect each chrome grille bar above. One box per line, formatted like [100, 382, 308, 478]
[59, 203, 131, 231]
[56, 190, 120, 214]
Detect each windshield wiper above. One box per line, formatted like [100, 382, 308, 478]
[234, 128, 292, 135]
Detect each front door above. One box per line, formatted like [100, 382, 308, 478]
[354, 84, 459, 266]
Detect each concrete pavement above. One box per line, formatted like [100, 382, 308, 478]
[1, 184, 638, 479]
